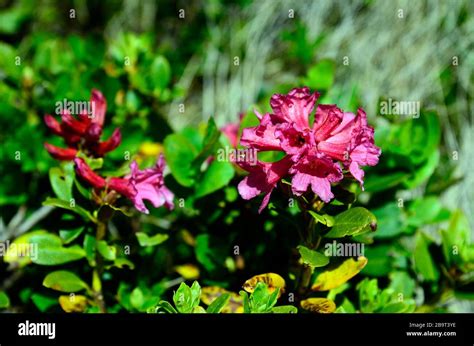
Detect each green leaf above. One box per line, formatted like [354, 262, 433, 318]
[325, 207, 377, 238]
[164, 134, 198, 187]
[195, 160, 235, 198]
[34, 244, 86, 266]
[192, 306, 207, 313]
[239, 290, 250, 313]
[272, 305, 298, 313]
[441, 210, 471, 266]
[190, 281, 202, 310]
[0, 5, 31, 34]
[308, 211, 334, 227]
[4, 230, 85, 266]
[249, 282, 279, 313]
[173, 282, 201, 313]
[149, 56, 171, 91]
[96, 240, 117, 261]
[59, 227, 85, 244]
[206, 293, 230, 314]
[130, 287, 145, 310]
[297, 245, 329, 268]
[49, 162, 74, 201]
[105, 257, 135, 270]
[389, 271, 415, 298]
[31, 293, 57, 312]
[43, 271, 89, 293]
[83, 234, 96, 266]
[192, 117, 221, 167]
[157, 300, 178, 313]
[43, 197, 95, 222]
[403, 150, 439, 189]
[136, 232, 169, 247]
[406, 196, 443, 228]
[414, 232, 440, 282]
[0, 291, 10, 309]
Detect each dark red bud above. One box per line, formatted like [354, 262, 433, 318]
[44, 143, 77, 161]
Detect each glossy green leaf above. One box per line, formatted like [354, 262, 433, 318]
[308, 211, 334, 227]
[206, 293, 230, 314]
[34, 244, 86, 266]
[49, 162, 74, 201]
[173, 281, 201, 313]
[43, 197, 95, 222]
[149, 56, 171, 90]
[297, 245, 329, 268]
[136, 232, 169, 247]
[195, 160, 235, 198]
[97, 240, 117, 261]
[163, 134, 198, 187]
[157, 300, 178, 313]
[325, 207, 377, 238]
[43, 270, 89, 293]
[59, 227, 84, 244]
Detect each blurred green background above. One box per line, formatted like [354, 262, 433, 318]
[0, 0, 473, 313]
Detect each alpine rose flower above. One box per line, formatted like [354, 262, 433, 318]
[74, 154, 174, 214]
[44, 89, 121, 160]
[237, 87, 381, 212]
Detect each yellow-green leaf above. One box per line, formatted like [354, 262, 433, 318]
[43, 271, 89, 293]
[59, 295, 89, 313]
[243, 273, 286, 297]
[312, 257, 368, 291]
[174, 264, 200, 280]
[300, 297, 336, 313]
[325, 207, 377, 238]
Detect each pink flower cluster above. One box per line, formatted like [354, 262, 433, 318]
[44, 89, 174, 214]
[236, 87, 381, 213]
[74, 155, 174, 214]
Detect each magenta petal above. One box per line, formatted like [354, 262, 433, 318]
[237, 156, 293, 211]
[90, 89, 107, 127]
[290, 154, 343, 202]
[270, 87, 319, 131]
[240, 113, 282, 151]
[125, 155, 175, 214]
[349, 161, 365, 187]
